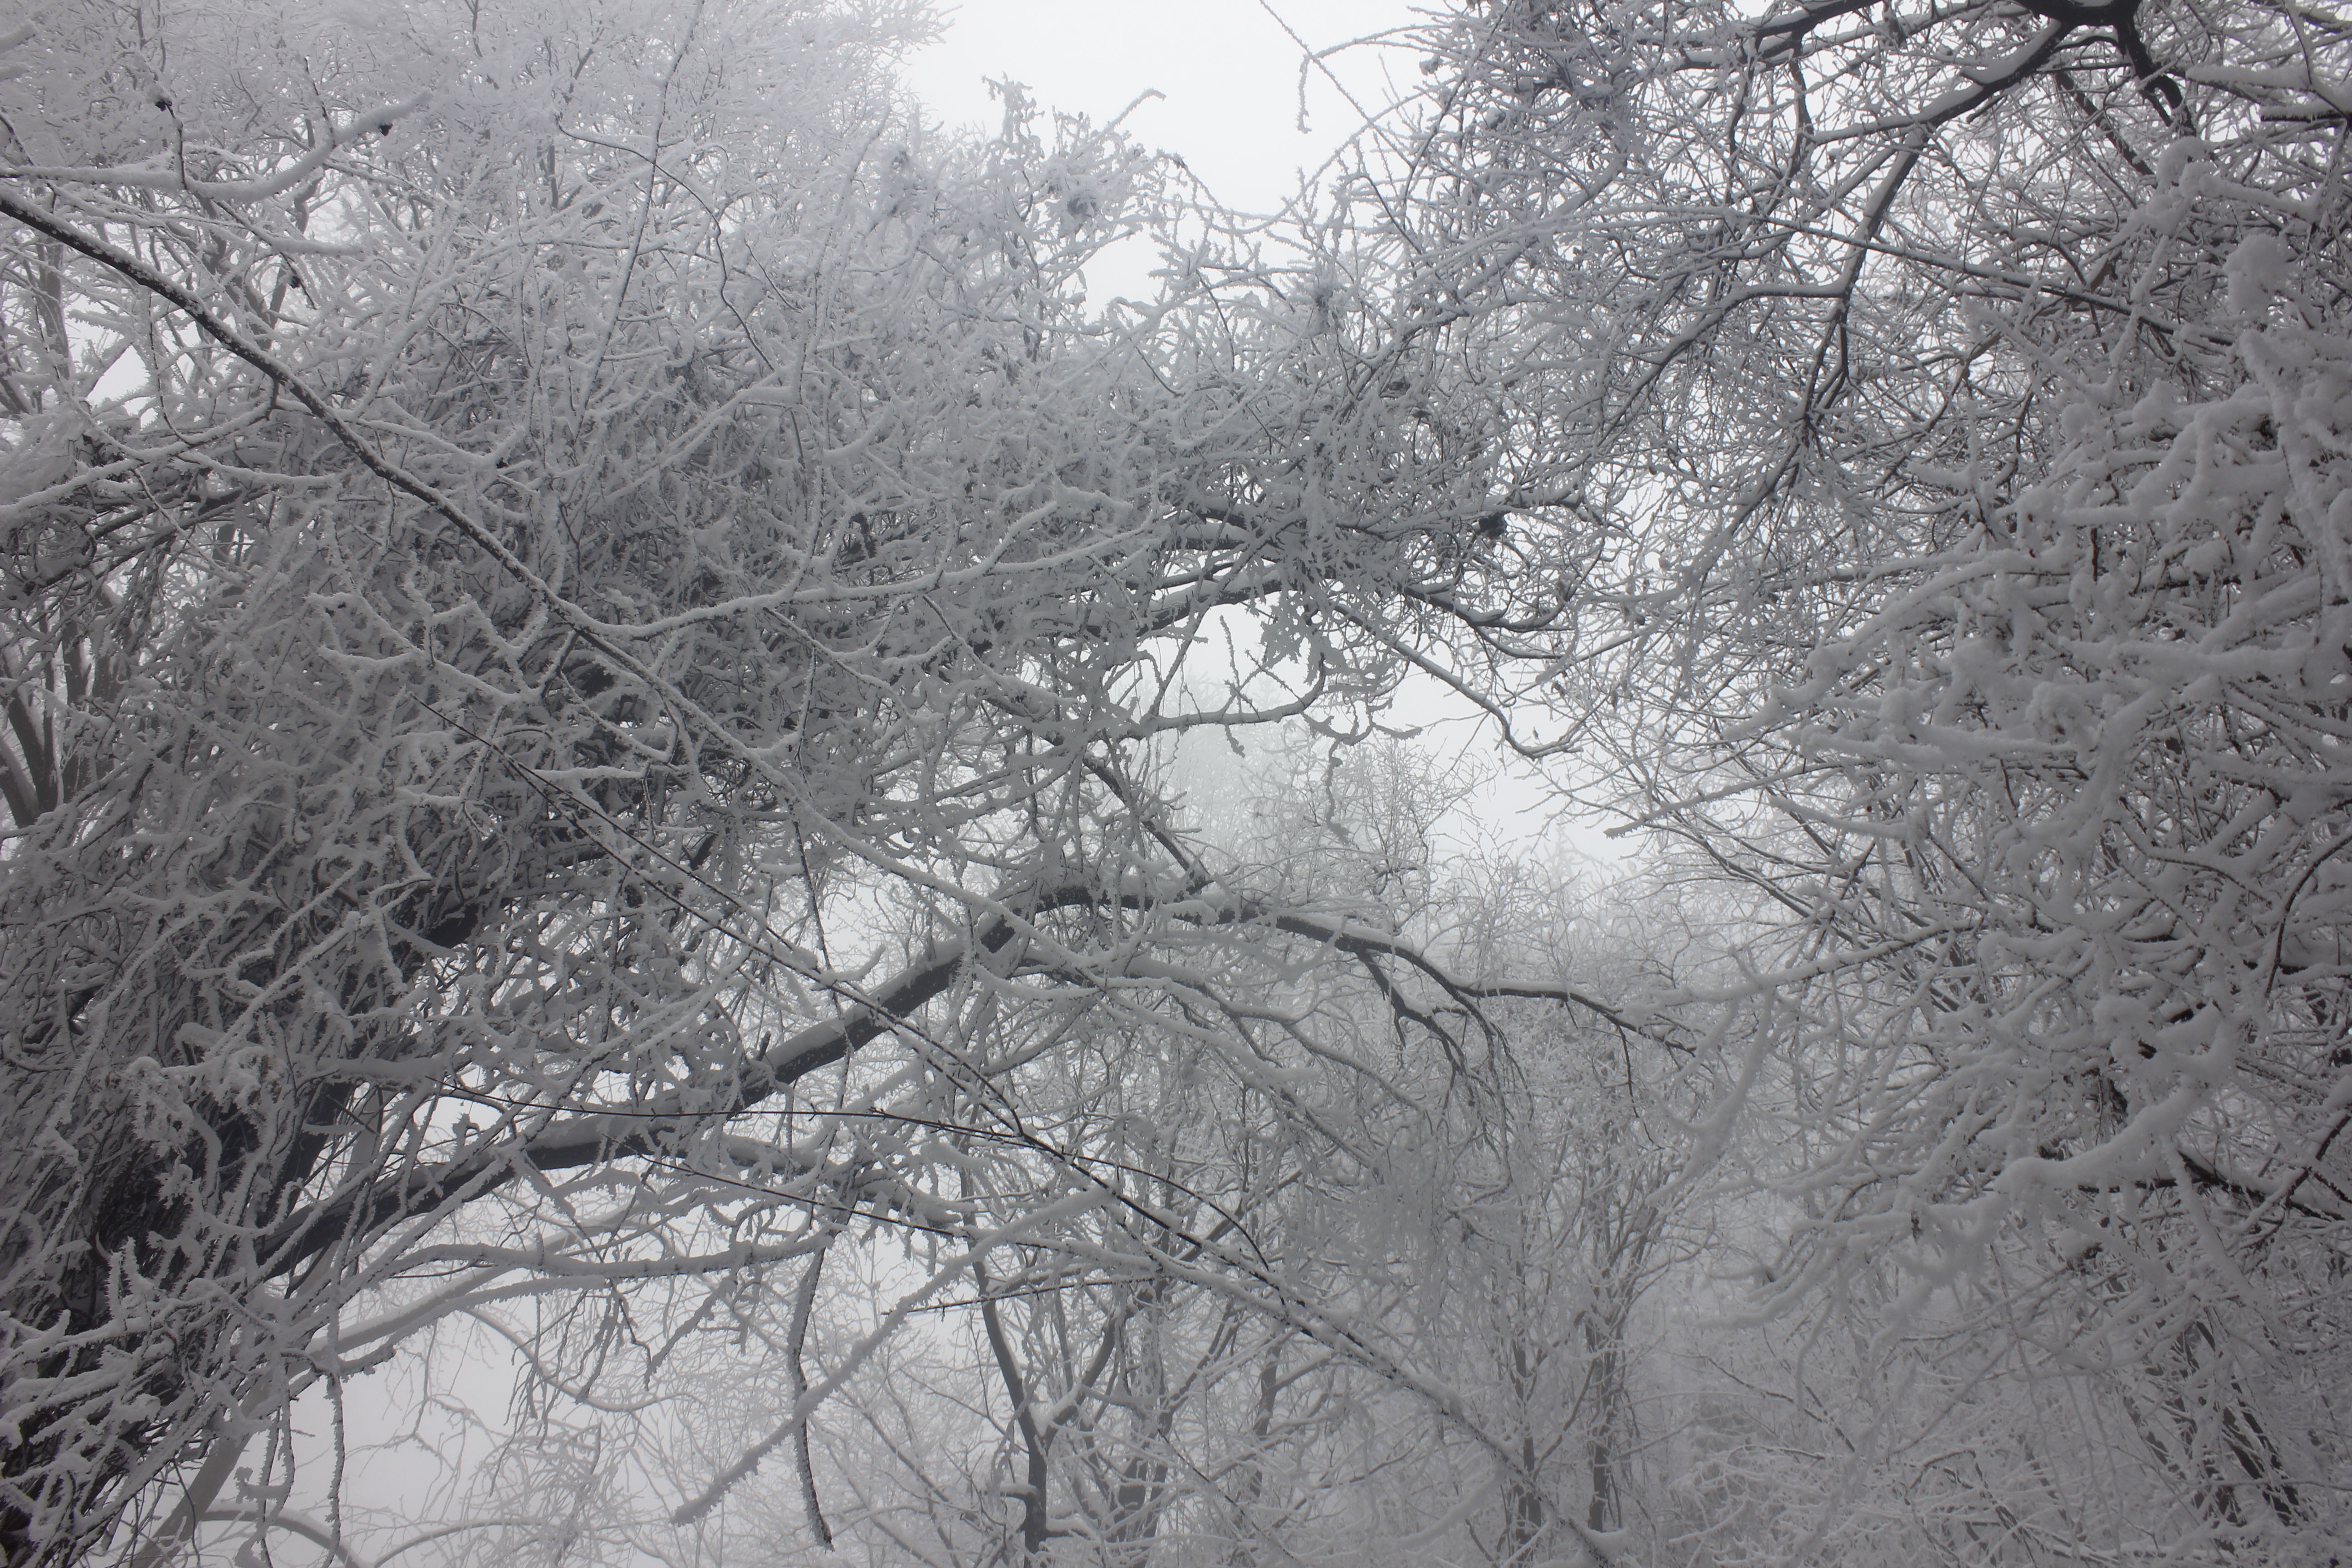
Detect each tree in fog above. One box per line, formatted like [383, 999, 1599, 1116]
[0, 0, 1613, 1561]
[6, 0, 2350, 1564]
[1386, 0, 2352, 1557]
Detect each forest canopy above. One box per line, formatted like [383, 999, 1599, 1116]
[2, 0, 2347, 1565]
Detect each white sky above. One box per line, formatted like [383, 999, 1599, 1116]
[902, 0, 1426, 214]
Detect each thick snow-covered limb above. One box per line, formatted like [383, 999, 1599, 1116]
[2, 95, 430, 201]
[190, 1510, 364, 1568]
[254, 925, 996, 1277]
[259, 875, 1639, 1279]
[120, 1420, 259, 1568]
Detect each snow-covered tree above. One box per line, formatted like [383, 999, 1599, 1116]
[0, 3, 1609, 1562]
[1390, 0, 2352, 1557]
[9, 0, 2349, 1563]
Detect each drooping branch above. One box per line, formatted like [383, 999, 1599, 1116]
[258, 877, 1646, 1279]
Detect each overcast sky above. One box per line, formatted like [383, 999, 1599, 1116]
[902, 0, 1424, 216]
